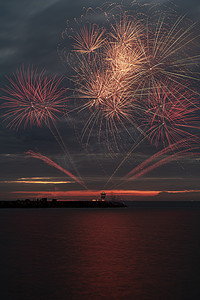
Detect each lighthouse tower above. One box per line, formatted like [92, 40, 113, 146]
[100, 191, 106, 201]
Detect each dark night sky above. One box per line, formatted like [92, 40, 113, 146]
[0, 0, 199, 200]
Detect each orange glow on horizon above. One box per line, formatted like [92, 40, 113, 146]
[12, 189, 160, 197]
[11, 189, 200, 200]
[3, 180, 73, 184]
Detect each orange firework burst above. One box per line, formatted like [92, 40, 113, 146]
[109, 14, 143, 45]
[77, 69, 113, 110]
[104, 91, 133, 122]
[65, 15, 147, 144]
[106, 41, 145, 82]
[71, 24, 106, 54]
[136, 13, 200, 90]
[1, 66, 68, 130]
[76, 63, 142, 145]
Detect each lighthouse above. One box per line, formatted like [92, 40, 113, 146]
[100, 191, 106, 201]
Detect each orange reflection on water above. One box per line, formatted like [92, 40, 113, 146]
[62, 210, 143, 299]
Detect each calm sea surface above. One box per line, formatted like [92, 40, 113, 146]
[0, 206, 200, 300]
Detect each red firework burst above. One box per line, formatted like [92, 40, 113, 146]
[141, 80, 199, 147]
[1, 66, 68, 129]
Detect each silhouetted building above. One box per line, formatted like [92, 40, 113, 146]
[101, 192, 106, 201]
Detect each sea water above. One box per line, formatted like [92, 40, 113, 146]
[0, 206, 200, 300]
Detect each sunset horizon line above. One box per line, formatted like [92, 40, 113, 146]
[9, 189, 200, 200]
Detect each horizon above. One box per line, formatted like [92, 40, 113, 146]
[1, 188, 200, 202]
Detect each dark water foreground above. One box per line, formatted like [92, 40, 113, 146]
[0, 207, 200, 300]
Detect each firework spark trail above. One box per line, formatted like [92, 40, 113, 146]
[125, 139, 196, 179]
[103, 133, 148, 188]
[26, 150, 87, 189]
[105, 134, 199, 189]
[50, 118, 86, 187]
[128, 148, 200, 181]
[107, 142, 200, 190]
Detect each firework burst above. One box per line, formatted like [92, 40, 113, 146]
[1, 66, 68, 130]
[141, 80, 199, 148]
[0, 66, 86, 188]
[71, 24, 106, 55]
[136, 13, 200, 91]
[109, 14, 142, 46]
[74, 9, 199, 150]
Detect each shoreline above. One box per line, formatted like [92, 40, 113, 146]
[1, 199, 200, 208]
[0, 199, 127, 208]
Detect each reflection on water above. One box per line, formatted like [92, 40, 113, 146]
[0, 208, 200, 300]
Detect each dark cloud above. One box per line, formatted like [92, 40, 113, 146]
[0, 0, 105, 75]
[0, 0, 199, 75]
